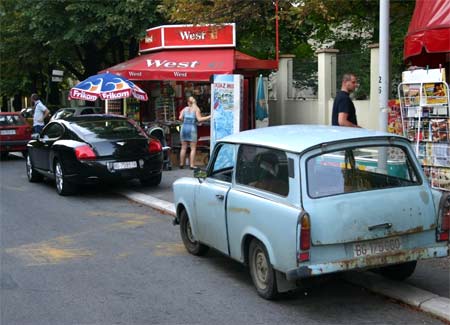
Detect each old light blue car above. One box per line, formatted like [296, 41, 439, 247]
[173, 125, 449, 299]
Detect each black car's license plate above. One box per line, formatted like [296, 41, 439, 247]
[113, 161, 137, 170]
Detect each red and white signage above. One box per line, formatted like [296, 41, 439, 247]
[139, 24, 235, 52]
[103, 49, 235, 81]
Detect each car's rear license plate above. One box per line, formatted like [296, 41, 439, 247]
[353, 237, 402, 257]
[113, 161, 137, 170]
[1, 129, 16, 135]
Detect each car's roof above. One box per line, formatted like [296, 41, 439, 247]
[62, 114, 127, 123]
[0, 112, 21, 115]
[219, 125, 405, 153]
[56, 106, 101, 111]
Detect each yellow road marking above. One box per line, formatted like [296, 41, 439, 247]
[153, 242, 187, 257]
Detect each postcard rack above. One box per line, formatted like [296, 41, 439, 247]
[398, 75, 450, 191]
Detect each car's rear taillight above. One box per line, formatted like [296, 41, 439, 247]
[149, 139, 162, 153]
[437, 193, 450, 242]
[298, 212, 311, 262]
[75, 145, 96, 160]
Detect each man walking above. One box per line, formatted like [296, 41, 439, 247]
[31, 93, 49, 134]
[332, 73, 361, 127]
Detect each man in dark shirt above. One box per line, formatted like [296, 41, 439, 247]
[332, 73, 361, 127]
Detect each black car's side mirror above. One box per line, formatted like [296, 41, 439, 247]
[31, 133, 40, 140]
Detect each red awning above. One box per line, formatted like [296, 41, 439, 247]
[101, 49, 277, 81]
[404, 0, 450, 67]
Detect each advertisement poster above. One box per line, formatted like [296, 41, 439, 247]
[210, 74, 243, 155]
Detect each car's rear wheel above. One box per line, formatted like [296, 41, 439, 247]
[1, 152, 8, 159]
[179, 209, 209, 256]
[54, 160, 76, 196]
[375, 261, 417, 281]
[26, 154, 43, 182]
[140, 173, 162, 186]
[249, 239, 278, 300]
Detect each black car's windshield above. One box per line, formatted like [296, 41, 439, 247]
[72, 120, 146, 139]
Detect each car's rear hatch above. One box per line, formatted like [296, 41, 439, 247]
[302, 143, 436, 245]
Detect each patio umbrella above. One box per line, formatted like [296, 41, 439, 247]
[69, 72, 148, 113]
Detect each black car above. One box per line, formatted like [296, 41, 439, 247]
[26, 115, 163, 195]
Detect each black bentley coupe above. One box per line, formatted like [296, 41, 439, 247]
[26, 115, 163, 195]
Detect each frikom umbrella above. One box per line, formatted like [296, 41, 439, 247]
[69, 72, 148, 113]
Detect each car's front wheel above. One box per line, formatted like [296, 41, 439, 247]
[54, 160, 76, 196]
[249, 239, 278, 300]
[374, 261, 417, 280]
[140, 173, 162, 186]
[179, 209, 209, 256]
[26, 154, 43, 182]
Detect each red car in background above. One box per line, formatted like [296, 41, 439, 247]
[0, 112, 32, 158]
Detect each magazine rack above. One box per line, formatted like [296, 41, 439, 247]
[398, 69, 449, 191]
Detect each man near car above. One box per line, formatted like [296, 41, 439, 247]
[31, 93, 49, 133]
[332, 73, 361, 128]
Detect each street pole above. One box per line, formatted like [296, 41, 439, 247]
[379, 0, 389, 132]
[379, 0, 390, 171]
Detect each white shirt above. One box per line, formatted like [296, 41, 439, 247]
[33, 100, 48, 126]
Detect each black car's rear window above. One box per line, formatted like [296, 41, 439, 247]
[0, 115, 26, 126]
[72, 120, 146, 139]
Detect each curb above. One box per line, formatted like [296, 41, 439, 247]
[118, 189, 450, 322]
[343, 271, 450, 322]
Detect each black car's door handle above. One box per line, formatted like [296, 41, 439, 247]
[216, 194, 224, 200]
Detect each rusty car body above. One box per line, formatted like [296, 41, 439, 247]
[172, 125, 449, 299]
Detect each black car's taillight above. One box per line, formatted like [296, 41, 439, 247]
[75, 144, 96, 160]
[149, 139, 162, 153]
[437, 192, 450, 242]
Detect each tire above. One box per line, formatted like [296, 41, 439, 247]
[249, 239, 278, 300]
[375, 261, 417, 281]
[140, 173, 162, 186]
[0, 152, 8, 159]
[26, 154, 43, 182]
[179, 209, 209, 256]
[54, 160, 76, 196]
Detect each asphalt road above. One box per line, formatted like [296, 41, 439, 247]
[0, 154, 447, 324]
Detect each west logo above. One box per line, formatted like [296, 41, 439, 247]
[179, 31, 206, 41]
[146, 59, 200, 69]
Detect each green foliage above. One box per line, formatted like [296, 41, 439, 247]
[1, 0, 165, 100]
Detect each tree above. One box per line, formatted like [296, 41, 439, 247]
[159, 0, 416, 98]
[0, 0, 166, 103]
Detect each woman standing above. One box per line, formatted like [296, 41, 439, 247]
[179, 96, 211, 169]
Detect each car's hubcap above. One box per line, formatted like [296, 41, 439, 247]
[55, 163, 63, 192]
[254, 248, 268, 289]
[26, 156, 32, 178]
[186, 219, 195, 243]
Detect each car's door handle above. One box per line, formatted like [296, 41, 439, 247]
[215, 194, 224, 200]
[368, 223, 392, 231]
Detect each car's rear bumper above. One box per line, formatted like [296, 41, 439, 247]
[62, 156, 163, 184]
[0, 139, 29, 151]
[286, 245, 449, 280]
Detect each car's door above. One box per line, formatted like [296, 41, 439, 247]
[195, 143, 236, 254]
[32, 123, 64, 171]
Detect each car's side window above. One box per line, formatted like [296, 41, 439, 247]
[209, 143, 235, 182]
[42, 123, 64, 139]
[236, 145, 289, 196]
[80, 109, 94, 115]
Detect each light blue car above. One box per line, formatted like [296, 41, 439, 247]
[173, 125, 449, 299]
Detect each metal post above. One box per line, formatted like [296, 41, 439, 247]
[379, 0, 389, 132]
[378, 0, 390, 171]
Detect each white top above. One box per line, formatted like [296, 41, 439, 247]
[33, 100, 48, 126]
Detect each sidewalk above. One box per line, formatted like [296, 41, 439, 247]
[118, 167, 450, 322]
